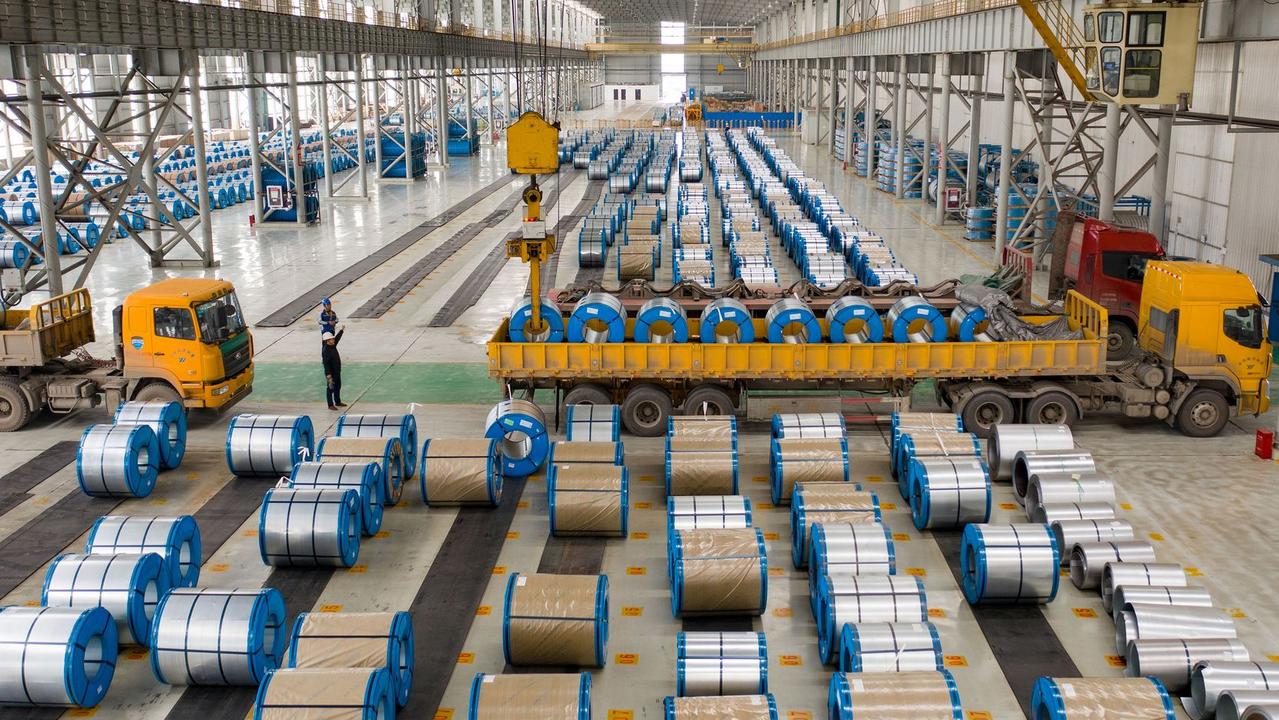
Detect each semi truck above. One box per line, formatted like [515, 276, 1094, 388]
[487, 262, 1269, 438]
[0, 278, 254, 431]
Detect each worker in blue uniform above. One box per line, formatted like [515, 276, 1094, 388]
[319, 298, 338, 335]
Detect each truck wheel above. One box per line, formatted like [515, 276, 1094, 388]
[1107, 322, 1138, 361]
[960, 390, 1015, 439]
[134, 382, 184, 406]
[1175, 389, 1229, 438]
[0, 379, 31, 432]
[682, 385, 736, 416]
[621, 384, 673, 437]
[564, 383, 612, 407]
[1025, 391, 1080, 427]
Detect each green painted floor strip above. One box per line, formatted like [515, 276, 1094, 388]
[251, 362, 500, 404]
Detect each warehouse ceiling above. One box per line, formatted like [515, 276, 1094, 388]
[579, 0, 776, 26]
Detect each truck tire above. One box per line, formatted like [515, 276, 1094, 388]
[621, 384, 673, 437]
[0, 379, 31, 432]
[564, 383, 612, 407]
[682, 385, 736, 416]
[1107, 321, 1138, 361]
[1025, 391, 1080, 427]
[1175, 389, 1229, 438]
[960, 389, 1016, 439]
[133, 381, 184, 406]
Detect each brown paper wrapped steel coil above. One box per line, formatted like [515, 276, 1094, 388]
[673, 528, 766, 616]
[290, 611, 402, 670]
[771, 438, 848, 504]
[668, 437, 738, 496]
[549, 465, 626, 537]
[550, 441, 623, 466]
[1031, 677, 1172, 719]
[829, 670, 961, 719]
[671, 416, 736, 440]
[317, 435, 405, 504]
[795, 482, 877, 510]
[619, 246, 655, 281]
[470, 672, 589, 720]
[666, 695, 777, 719]
[255, 667, 391, 720]
[504, 573, 608, 667]
[420, 438, 500, 506]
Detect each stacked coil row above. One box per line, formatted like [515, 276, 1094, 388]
[77, 400, 188, 499]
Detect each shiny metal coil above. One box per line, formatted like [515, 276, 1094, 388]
[1049, 519, 1134, 565]
[569, 292, 626, 343]
[818, 575, 927, 664]
[809, 522, 896, 581]
[886, 296, 947, 343]
[1216, 692, 1279, 720]
[0, 606, 117, 707]
[989, 424, 1074, 481]
[335, 413, 418, 481]
[1026, 474, 1116, 517]
[1110, 584, 1212, 620]
[765, 297, 821, 344]
[1069, 540, 1157, 590]
[485, 399, 550, 479]
[676, 631, 767, 696]
[634, 297, 689, 344]
[1126, 638, 1249, 693]
[839, 621, 943, 673]
[771, 413, 846, 439]
[1029, 501, 1116, 525]
[43, 552, 168, 647]
[1117, 604, 1239, 657]
[77, 424, 160, 498]
[699, 297, 755, 343]
[151, 587, 286, 686]
[907, 456, 991, 530]
[1189, 662, 1279, 720]
[225, 414, 315, 478]
[289, 461, 384, 535]
[113, 400, 187, 469]
[508, 297, 565, 343]
[667, 495, 752, 533]
[960, 523, 1059, 604]
[826, 296, 883, 343]
[951, 304, 993, 342]
[1012, 449, 1095, 504]
[1101, 562, 1189, 613]
[566, 403, 621, 442]
[85, 514, 201, 589]
[259, 488, 362, 567]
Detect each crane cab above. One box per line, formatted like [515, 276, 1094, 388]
[1082, 2, 1201, 105]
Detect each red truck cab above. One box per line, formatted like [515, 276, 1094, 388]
[1051, 212, 1165, 359]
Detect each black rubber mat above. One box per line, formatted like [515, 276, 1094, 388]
[681, 617, 758, 632]
[427, 232, 518, 327]
[350, 222, 487, 318]
[934, 529, 1079, 715]
[191, 476, 277, 562]
[0, 492, 125, 600]
[573, 266, 606, 285]
[0, 440, 77, 516]
[256, 175, 517, 328]
[399, 476, 528, 719]
[536, 536, 607, 575]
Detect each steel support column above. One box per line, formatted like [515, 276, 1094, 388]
[995, 55, 1015, 257]
[894, 57, 906, 199]
[286, 53, 307, 226]
[1150, 110, 1173, 241]
[934, 55, 951, 224]
[184, 49, 214, 263]
[1099, 103, 1120, 222]
[865, 55, 877, 175]
[22, 47, 62, 294]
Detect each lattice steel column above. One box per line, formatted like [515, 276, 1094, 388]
[935, 54, 951, 224]
[22, 47, 63, 294]
[895, 57, 906, 199]
[184, 50, 214, 261]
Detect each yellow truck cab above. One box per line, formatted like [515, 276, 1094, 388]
[116, 278, 254, 408]
[1139, 261, 1270, 432]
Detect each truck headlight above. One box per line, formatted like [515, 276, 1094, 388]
[213, 385, 229, 396]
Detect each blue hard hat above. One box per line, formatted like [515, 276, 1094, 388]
[322, 298, 331, 305]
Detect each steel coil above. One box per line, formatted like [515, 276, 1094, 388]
[77, 424, 160, 498]
[676, 631, 767, 697]
[670, 528, 767, 617]
[503, 572, 608, 667]
[1189, 662, 1279, 720]
[667, 495, 752, 534]
[258, 488, 361, 567]
[419, 438, 502, 506]
[0, 238, 34, 269]
[335, 413, 418, 481]
[1030, 677, 1173, 720]
[1011, 449, 1095, 504]
[1126, 638, 1249, 693]
[151, 587, 286, 686]
[85, 514, 202, 589]
[960, 523, 1059, 604]
[1049, 518, 1134, 564]
[828, 670, 962, 720]
[113, 400, 187, 469]
[508, 297, 566, 342]
[665, 437, 738, 496]
[771, 413, 846, 440]
[826, 296, 884, 343]
[565, 404, 621, 442]
[289, 461, 384, 535]
[699, 297, 755, 343]
[1029, 501, 1115, 525]
[549, 440, 624, 466]
[316, 436, 405, 505]
[809, 522, 896, 589]
[635, 297, 690, 343]
[1216, 692, 1279, 720]
[817, 575, 928, 664]
[907, 456, 991, 530]
[1069, 540, 1157, 590]
[42, 552, 168, 647]
[485, 399, 550, 478]
[893, 431, 982, 488]
[770, 437, 850, 504]
[989, 424, 1074, 481]
[568, 292, 626, 343]
[886, 296, 948, 343]
[579, 231, 607, 267]
[1102, 562, 1189, 613]
[951, 304, 993, 342]
[765, 297, 821, 343]
[891, 412, 964, 464]
[0, 606, 117, 707]
[225, 414, 315, 478]
[1111, 584, 1212, 620]
[791, 483, 882, 569]
[252, 667, 393, 720]
[664, 694, 778, 719]
[839, 621, 943, 673]
[287, 610, 415, 707]
[1117, 605, 1239, 656]
[548, 464, 628, 537]
[1027, 474, 1116, 518]
[468, 672, 591, 720]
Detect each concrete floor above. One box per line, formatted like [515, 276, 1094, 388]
[2, 100, 1277, 719]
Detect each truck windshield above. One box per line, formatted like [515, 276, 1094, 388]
[194, 292, 246, 344]
[1223, 305, 1264, 349]
[1101, 251, 1162, 282]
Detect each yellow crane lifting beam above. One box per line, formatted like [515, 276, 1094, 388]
[1015, 0, 1094, 101]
